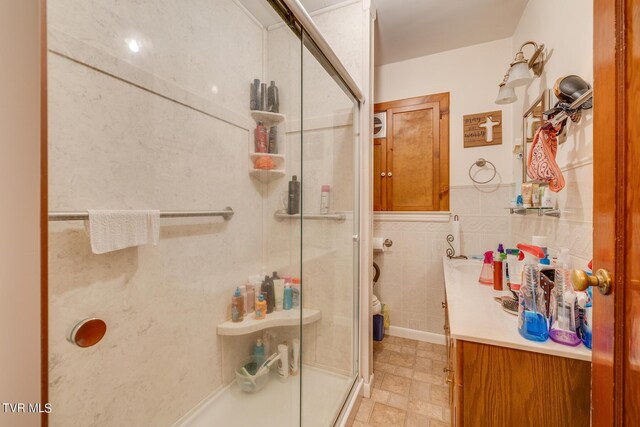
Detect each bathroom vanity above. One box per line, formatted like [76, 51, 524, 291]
[442, 258, 591, 427]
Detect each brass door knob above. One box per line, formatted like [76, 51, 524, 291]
[572, 268, 612, 295]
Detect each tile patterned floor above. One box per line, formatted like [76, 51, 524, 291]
[346, 336, 451, 427]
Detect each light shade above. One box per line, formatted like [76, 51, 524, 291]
[506, 61, 533, 87]
[495, 84, 517, 104]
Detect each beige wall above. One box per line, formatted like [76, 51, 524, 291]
[373, 38, 515, 336]
[511, 0, 593, 267]
[0, 1, 42, 426]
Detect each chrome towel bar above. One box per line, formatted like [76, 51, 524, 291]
[48, 207, 234, 221]
[274, 210, 346, 222]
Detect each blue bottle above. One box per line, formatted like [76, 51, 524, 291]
[283, 285, 293, 310]
[578, 287, 593, 349]
[517, 244, 549, 342]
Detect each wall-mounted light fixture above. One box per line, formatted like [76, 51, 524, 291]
[495, 73, 517, 104]
[495, 41, 545, 105]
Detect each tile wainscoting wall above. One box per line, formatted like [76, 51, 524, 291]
[373, 185, 512, 337]
[374, 179, 593, 338]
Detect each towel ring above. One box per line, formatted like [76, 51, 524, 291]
[468, 158, 497, 184]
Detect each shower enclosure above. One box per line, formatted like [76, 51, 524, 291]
[46, 0, 361, 425]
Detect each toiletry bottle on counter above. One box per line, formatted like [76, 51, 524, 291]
[479, 251, 494, 285]
[517, 244, 548, 342]
[250, 79, 260, 111]
[272, 271, 284, 311]
[506, 249, 522, 291]
[255, 294, 267, 320]
[288, 176, 301, 215]
[231, 287, 244, 322]
[291, 277, 301, 307]
[549, 249, 581, 346]
[493, 252, 503, 291]
[261, 275, 275, 314]
[320, 185, 331, 214]
[267, 81, 279, 113]
[255, 122, 268, 153]
[578, 287, 593, 349]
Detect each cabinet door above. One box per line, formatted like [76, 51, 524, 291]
[387, 102, 441, 211]
[373, 136, 386, 211]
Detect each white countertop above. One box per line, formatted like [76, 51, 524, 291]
[443, 257, 592, 362]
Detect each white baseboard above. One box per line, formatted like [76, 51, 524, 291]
[386, 326, 446, 345]
[363, 373, 373, 398]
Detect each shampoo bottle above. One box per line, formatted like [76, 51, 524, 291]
[267, 81, 279, 113]
[272, 271, 284, 311]
[320, 185, 331, 214]
[278, 343, 289, 382]
[255, 294, 267, 320]
[549, 249, 581, 346]
[254, 338, 265, 357]
[254, 122, 268, 153]
[517, 244, 548, 342]
[261, 275, 275, 314]
[288, 176, 301, 215]
[246, 283, 255, 313]
[291, 277, 301, 308]
[250, 79, 260, 110]
[268, 126, 278, 154]
[283, 284, 293, 310]
[231, 287, 244, 322]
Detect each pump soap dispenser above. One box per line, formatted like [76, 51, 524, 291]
[516, 244, 548, 342]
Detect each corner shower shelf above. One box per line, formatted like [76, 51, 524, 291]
[217, 308, 321, 336]
[249, 168, 286, 183]
[250, 110, 286, 126]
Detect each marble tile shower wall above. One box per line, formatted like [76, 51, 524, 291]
[48, 1, 265, 426]
[373, 185, 512, 335]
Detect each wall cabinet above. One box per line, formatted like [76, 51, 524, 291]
[374, 93, 449, 211]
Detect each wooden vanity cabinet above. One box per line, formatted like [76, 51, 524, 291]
[443, 300, 591, 427]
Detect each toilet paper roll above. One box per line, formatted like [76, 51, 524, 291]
[373, 237, 386, 252]
[450, 218, 461, 256]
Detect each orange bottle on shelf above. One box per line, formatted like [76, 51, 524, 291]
[255, 294, 267, 320]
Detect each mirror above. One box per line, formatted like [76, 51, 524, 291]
[522, 90, 549, 183]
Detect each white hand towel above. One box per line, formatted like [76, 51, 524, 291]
[87, 210, 160, 254]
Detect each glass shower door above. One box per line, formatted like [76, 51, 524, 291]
[299, 30, 360, 427]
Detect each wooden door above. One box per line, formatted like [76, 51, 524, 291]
[373, 136, 386, 211]
[387, 102, 440, 211]
[593, 0, 639, 425]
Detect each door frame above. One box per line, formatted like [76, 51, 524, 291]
[592, 0, 636, 425]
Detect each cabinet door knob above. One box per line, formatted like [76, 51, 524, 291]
[381, 172, 386, 177]
[387, 172, 393, 177]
